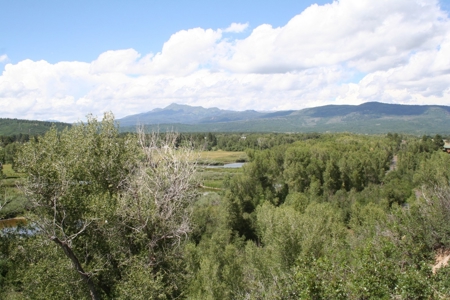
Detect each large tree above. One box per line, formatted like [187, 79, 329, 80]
[16, 114, 199, 299]
[17, 113, 137, 299]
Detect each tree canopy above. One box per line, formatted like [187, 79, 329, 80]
[2, 126, 450, 299]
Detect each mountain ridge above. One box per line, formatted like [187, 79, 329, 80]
[0, 118, 70, 136]
[117, 101, 450, 135]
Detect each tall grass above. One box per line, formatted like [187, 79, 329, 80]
[0, 164, 28, 219]
[198, 151, 247, 165]
[0, 217, 27, 229]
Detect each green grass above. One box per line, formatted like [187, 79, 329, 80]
[0, 164, 28, 219]
[198, 167, 242, 190]
[2, 164, 25, 179]
[0, 190, 28, 218]
[198, 151, 247, 165]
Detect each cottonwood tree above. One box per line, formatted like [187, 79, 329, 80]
[17, 113, 138, 299]
[119, 129, 199, 249]
[113, 129, 200, 297]
[16, 115, 200, 299]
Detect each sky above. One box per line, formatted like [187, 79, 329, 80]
[1, 0, 450, 122]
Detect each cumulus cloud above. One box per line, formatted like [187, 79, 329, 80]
[224, 22, 249, 33]
[0, 55, 7, 63]
[90, 49, 150, 75]
[148, 28, 223, 76]
[223, 0, 448, 73]
[1, 0, 450, 122]
[89, 28, 223, 77]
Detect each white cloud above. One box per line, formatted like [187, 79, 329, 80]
[148, 28, 223, 76]
[223, 0, 448, 73]
[90, 49, 149, 75]
[89, 28, 223, 77]
[0, 55, 7, 63]
[1, 0, 450, 122]
[224, 22, 249, 33]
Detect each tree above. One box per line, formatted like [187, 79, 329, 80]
[16, 114, 200, 299]
[113, 129, 200, 298]
[16, 113, 138, 299]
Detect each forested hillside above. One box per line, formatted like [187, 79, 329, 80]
[119, 102, 450, 134]
[0, 119, 70, 167]
[1, 115, 450, 299]
[0, 118, 70, 136]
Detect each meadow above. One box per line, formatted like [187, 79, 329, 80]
[197, 150, 247, 165]
[0, 164, 27, 219]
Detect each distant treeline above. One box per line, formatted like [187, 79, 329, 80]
[0, 118, 70, 136]
[1, 130, 447, 166]
[172, 132, 446, 152]
[174, 132, 322, 151]
[0, 134, 36, 165]
[0, 119, 70, 165]
[0, 133, 34, 145]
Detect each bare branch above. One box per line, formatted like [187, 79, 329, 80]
[118, 128, 200, 256]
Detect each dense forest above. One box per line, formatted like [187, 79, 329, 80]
[1, 115, 450, 299]
[0, 118, 70, 136]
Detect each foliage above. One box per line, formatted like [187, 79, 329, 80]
[0, 118, 70, 136]
[3, 128, 450, 298]
[6, 114, 200, 299]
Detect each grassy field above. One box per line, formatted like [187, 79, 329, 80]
[196, 151, 246, 191]
[0, 164, 28, 219]
[2, 163, 24, 179]
[198, 168, 242, 190]
[0, 216, 27, 229]
[198, 150, 247, 165]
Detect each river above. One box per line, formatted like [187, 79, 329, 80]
[205, 162, 246, 168]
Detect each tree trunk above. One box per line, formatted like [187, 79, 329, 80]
[51, 237, 100, 300]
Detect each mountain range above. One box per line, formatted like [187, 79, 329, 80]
[118, 103, 266, 126]
[1, 102, 449, 136]
[118, 102, 450, 135]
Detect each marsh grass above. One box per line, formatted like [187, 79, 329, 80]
[0, 164, 28, 219]
[198, 151, 247, 165]
[2, 163, 25, 179]
[0, 216, 27, 229]
[198, 168, 242, 190]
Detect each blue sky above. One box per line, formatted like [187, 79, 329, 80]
[1, 0, 450, 122]
[1, 0, 331, 63]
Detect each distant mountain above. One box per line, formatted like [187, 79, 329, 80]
[118, 102, 450, 135]
[300, 102, 450, 118]
[0, 118, 70, 136]
[118, 103, 267, 127]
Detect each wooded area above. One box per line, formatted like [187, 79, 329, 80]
[1, 114, 450, 299]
